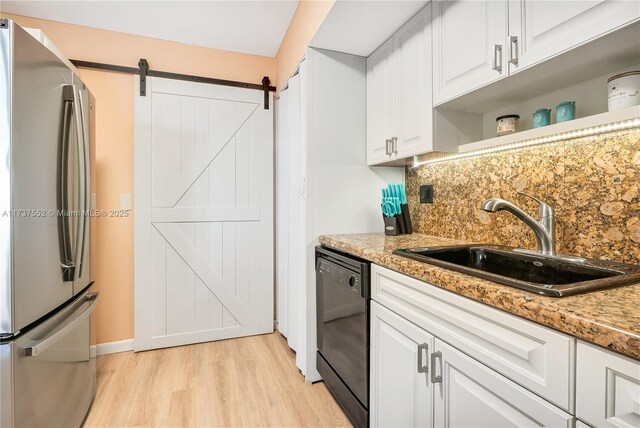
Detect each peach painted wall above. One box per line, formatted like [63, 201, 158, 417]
[275, 0, 335, 91]
[2, 13, 276, 345]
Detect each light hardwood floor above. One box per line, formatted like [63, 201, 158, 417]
[84, 333, 352, 427]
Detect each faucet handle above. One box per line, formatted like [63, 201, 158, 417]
[517, 192, 554, 218]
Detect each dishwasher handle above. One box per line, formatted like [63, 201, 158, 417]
[24, 292, 100, 357]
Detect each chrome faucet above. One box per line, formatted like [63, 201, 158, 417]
[481, 192, 556, 255]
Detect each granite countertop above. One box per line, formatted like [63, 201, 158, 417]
[319, 233, 640, 360]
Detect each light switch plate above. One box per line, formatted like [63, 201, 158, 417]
[120, 193, 132, 211]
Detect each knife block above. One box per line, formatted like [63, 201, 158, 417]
[400, 203, 413, 234]
[382, 206, 413, 236]
[383, 215, 402, 236]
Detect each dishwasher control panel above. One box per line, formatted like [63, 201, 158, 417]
[317, 258, 362, 296]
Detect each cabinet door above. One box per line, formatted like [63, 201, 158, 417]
[367, 37, 397, 165]
[433, 339, 574, 428]
[432, 0, 508, 105]
[508, 0, 640, 74]
[370, 302, 434, 428]
[576, 340, 640, 428]
[395, 4, 433, 158]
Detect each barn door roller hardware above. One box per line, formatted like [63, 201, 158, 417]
[262, 76, 271, 110]
[70, 58, 275, 109]
[138, 58, 149, 96]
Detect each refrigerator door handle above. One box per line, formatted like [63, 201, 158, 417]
[59, 85, 76, 281]
[24, 292, 99, 357]
[75, 89, 90, 278]
[69, 86, 86, 281]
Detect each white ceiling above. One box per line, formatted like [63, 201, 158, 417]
[0, 0, 299, 57]
[311, 0, 428, 57]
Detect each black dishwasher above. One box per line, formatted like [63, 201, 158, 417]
[315, 245, 370, 428]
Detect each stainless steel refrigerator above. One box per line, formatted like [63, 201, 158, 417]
[0, 19, 99, 428]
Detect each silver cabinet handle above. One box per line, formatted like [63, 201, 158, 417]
[492, 44, 503, 73]
[385, 139, 391, 156]
[25, 292, 100, 357]
[417, 343, 429, 373]
[392, 137, 398, 155]
[509, 36, 518, 65]
[430, 351, 443, 383]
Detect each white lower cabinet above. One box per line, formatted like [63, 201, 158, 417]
[371, 264, 574, 411]
[433, 339, 574, 427]
[576, 340, 640, 428]
[370, 301, 434, 428]
[370, 264, 579, 427]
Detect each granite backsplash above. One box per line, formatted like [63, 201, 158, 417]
[405, 128, 640, 264]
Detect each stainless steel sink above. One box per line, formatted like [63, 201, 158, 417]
[393, 245, 640, 297]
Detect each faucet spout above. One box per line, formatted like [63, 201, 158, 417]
[481, 195, 556, 255]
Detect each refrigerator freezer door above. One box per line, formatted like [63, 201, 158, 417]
[0, 290, 98, 428]
[1, 21, 75, 334]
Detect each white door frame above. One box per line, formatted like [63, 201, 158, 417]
[133, 75, 274, 351]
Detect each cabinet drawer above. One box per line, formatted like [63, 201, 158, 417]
[371, 264, 575, 412]
[434, 339, 574, 427]
[576, 340, 640, 428]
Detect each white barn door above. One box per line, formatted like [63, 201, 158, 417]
[134, 76, 273, 351]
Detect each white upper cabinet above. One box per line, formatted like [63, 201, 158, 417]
[395, 4, 433, 158]
[367, 4, 435, 166]
[508, 0, 640, 74]
[367, 37, 397, 165]
[367, 0, 639, 159]
[576, 341, 640, 428]
[370, 301, 434, 428]
[432, 0, 508, 105]
[432, 0, 640, 104]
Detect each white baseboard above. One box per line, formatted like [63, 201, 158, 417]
[96, 338, 134, 356]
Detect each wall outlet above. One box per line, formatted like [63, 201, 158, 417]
[420, 185, 434, 204]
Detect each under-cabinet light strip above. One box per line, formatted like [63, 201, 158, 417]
[411, 117, 640, 168]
